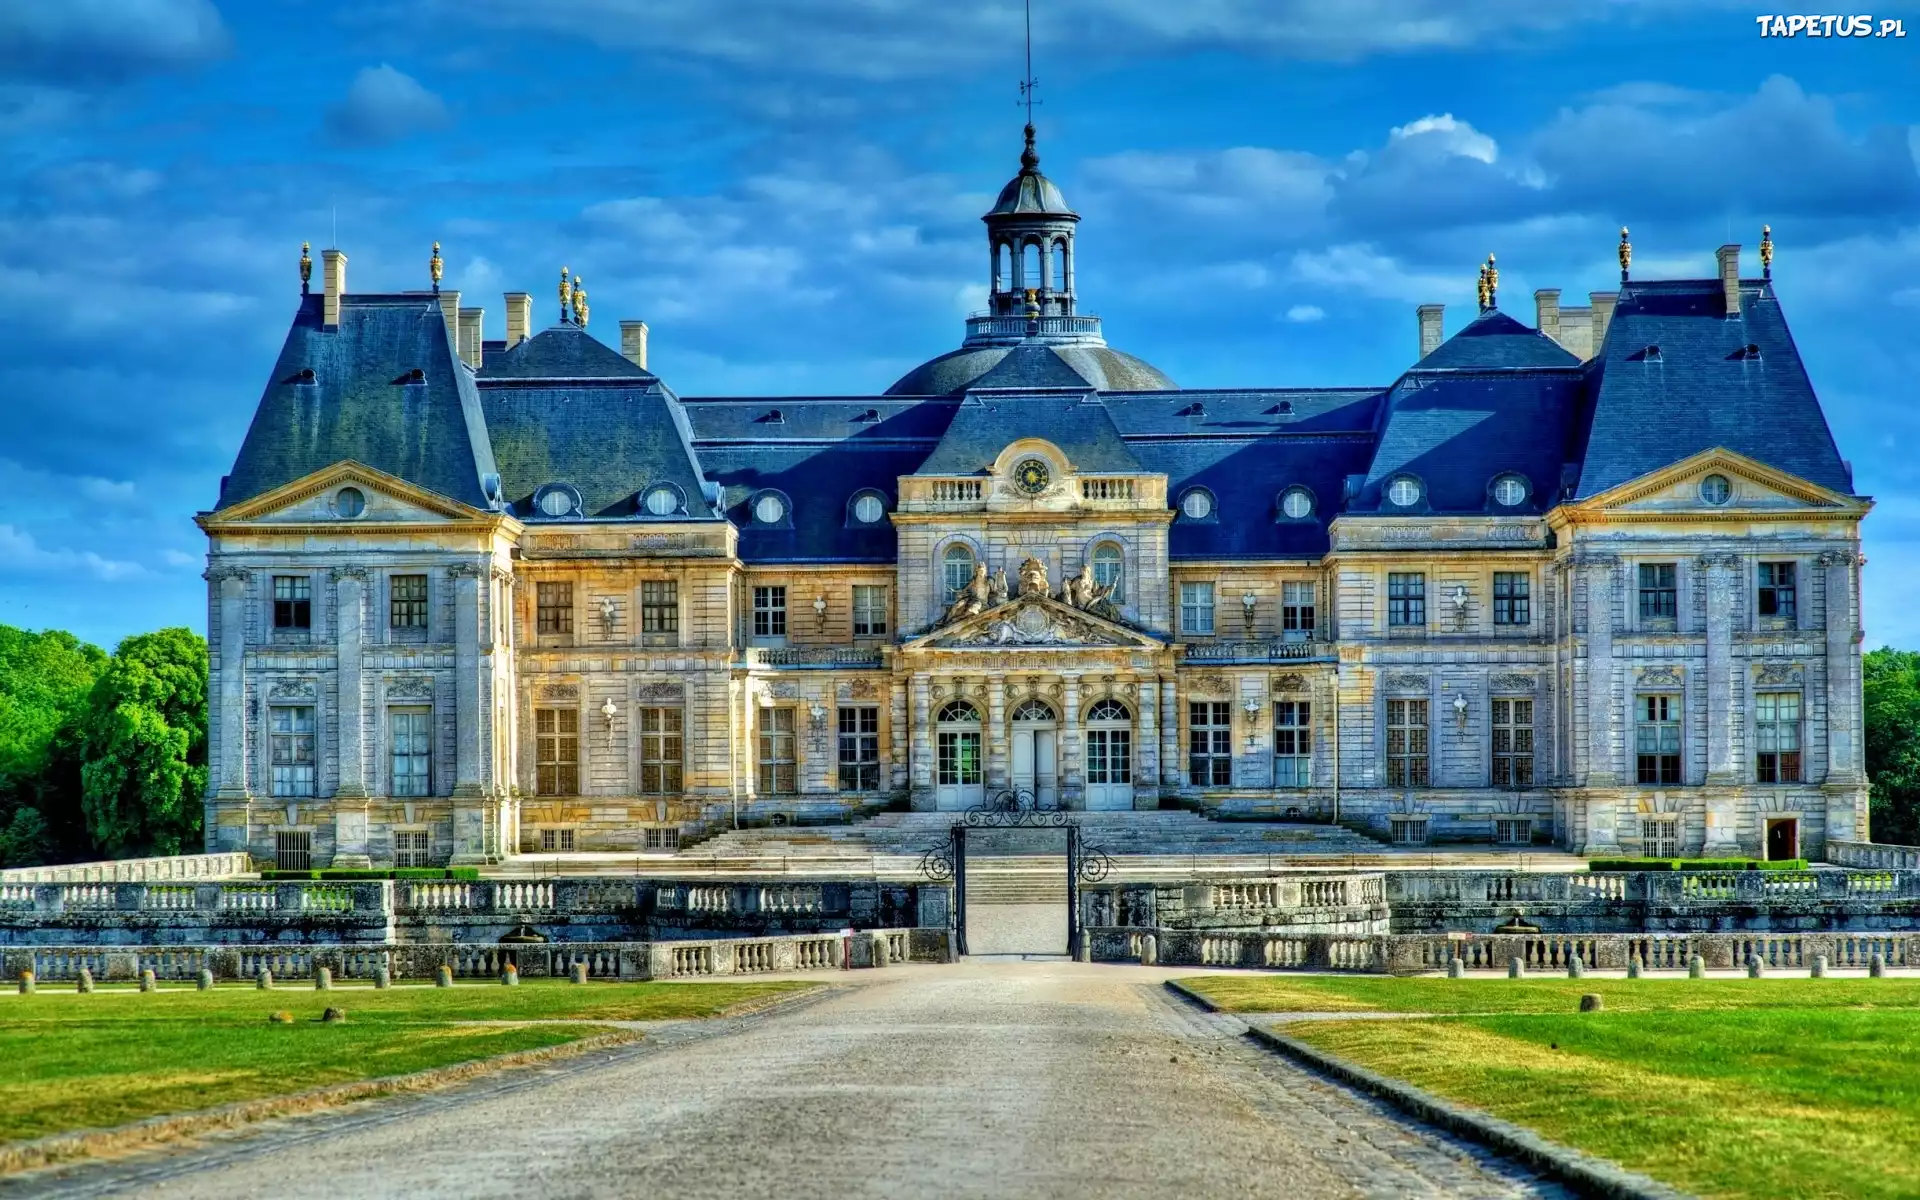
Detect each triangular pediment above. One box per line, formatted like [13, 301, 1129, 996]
[1568, 448, 1868, 520]
[904, 594, 1164, 652]
[199, 460, 497, 528]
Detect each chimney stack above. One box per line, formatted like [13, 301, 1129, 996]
[620, 319, 650, 370]
[1590, 291, 1618, 352]
[458, 308, 484, 370]
[1416, 305, 1444, 359]
[505, 293, 532, 349]
[1534, 289, 1561, 343]
[1717, 244, 1742, 316]
[322, 249, 347, 327]
[437, 289, 461, 352]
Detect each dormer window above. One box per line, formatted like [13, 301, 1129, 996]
[641, 485, 681, 517]
[1279, 487, 1314, 520]
[1491, 474, 1529, 507]
[1387, 476, 1422, 507]
[533, 484, 581, 518]
[1178, 488, 1215, 520]
[750, 490, 790, 525]
[850, 490, 887, 524]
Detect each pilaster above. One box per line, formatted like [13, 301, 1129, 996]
[1700, 552, 1740, 786]
[909, 672, 933, 810]
[1060, 674, 1083, 808]
[448, 562, 490, 863]
[329, 567, 372, 868]
[985, 674, 1008, 791]
[206, 566, 252, 852]
[1137, 678, 1160, 808]
[1581, 554, 1619, 786]
[1158, 673, 1180, 788]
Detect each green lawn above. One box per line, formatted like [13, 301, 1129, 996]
[1178, 975, 1920, 1199]
[0, 980, 814, 1146]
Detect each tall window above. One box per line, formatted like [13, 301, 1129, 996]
[1638, 563, 1677, 625]
[641, 581, 679, 646]
[1180, 582, 1215, 635]
[1491, 698, 1534, 786]
[1386, 699, 1429, 786]
[269, 705, 316, 796]
[1758, 563, 1797, 624]
[639, 707, 683, 794]
[1387, 572, 1425, 627]
[838, 706, 881, 791]
[1273, 700, 1311, 787]
[1755, 692, 1802, 783]
[752, 586, 787, 639]
[852, 586, 888, 636]
[1635, 694, 1681, 784]
[273, 576, 311, 633]
[1092, 543, 1123, 602]
[1282, 581, 1315, 640]
[535, 707, 579, 795]
[1492, 572, 1530, 626]
[758, 707, 796, 794]
[942, 545, 975, 599]
[389, 574, 428, 639]
[389, 707, 431, 797]
[1187, 701, 1232, 786]
[536, 581, 573, 637]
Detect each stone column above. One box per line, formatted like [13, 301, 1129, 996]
[1701, 553, 1740, 787]
[909, 673, 933, 810]
[1137, 678, 1159, 808]
[1822, 549, 1866, 841]
[985, 674, 1008, 791]
[888, 676, 909, 793]
[1060, 674, 1083, 808]
[330, 568, 372, 868]
[1582, 555, 1619, 787]
[449, 563, 489, 863]
[1159, 674, 1181, 788]
[207, 566, 252, 851]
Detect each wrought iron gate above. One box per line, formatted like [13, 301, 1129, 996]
[915, 787, 1113, 957]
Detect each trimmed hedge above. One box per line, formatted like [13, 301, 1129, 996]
[257, 868, 482, 881]
[1587, 858, 1810, 873]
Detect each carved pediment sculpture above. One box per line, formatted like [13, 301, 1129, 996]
[939, 562, 993, 626]
[1017, 556, 1049, 599]
[988, 568, 1010, 606]
[1058, 563, 1122, 622]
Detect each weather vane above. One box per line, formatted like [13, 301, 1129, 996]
[1018, 0, 1041, 128]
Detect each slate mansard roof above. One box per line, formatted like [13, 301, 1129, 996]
[215, 267, 1858, 560]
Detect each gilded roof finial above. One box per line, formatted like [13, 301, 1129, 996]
[1619, 226, 1631, 283]
[570, 275, 589, 328]
[1485, 254, 1498, 309]
[1760, 224, 1773, 279]
[559, 266, 572, 325]
[300, 241, 312, 295]
[429, 241, 443, 293]
[1476, 262, 1490, 313]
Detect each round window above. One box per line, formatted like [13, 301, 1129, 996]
[1387, 477, 1421, 507]
[1700, 474, 1732, 505]
[1493, 475, 1528, 506]
[852, 493, 885, 523]
[1280, 488, 1313, 520]
[335, 487, 365, 518]
[753, 493, 786, 524]
[1180, 489, 1213, 520]
[642, 487, 678, 516]
[537, 488, 575, 517]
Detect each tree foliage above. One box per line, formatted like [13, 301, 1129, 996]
[1864, 648, 1920, 845]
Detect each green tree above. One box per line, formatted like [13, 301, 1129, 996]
[1863, 647, 1920, 845]
[75, 628, 209, 858]
[0, 626, 107, 865]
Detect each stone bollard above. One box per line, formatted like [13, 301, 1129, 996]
[77, 967, 94, 994]
[1811, 955, 1828, 979]
[1508, 957, 1525, 979]
[197, 969, 214, 991]
[257, 968, 274, 990]
[1871, 953, 1887, 978]
[570, 962, 589, 985]
[18, 970, 33, 995]
[1075, 940, 1091, 964]
[871, 932, 890, 968]
[1748, 956, 1765, 979]
[1627, 956, 1643, 980]
[1579, 993, 1604, 1012]
[1568, 956, 1585, 980]
[1688, 955, 1705, 979]
[500, 965, 519, 987]
[314, 966, 332, 991]
[436, 965, 454, 988]
[374, 967, 391, 990]
[1447, 956, 1465, 979]
[139, 969, 156, 993]
[1139, 934, 1158, 967]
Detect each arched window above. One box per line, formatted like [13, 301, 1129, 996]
[1086, 697, 1131, 722]
[937, 700, 981, 723]
[1053, 241, 1068, 291]
[996, 243, 1013, 294]
[1092, 542, 1123, 602]
[1012, 698, 1055, 722]
[1022, 241, 1041, 290]
[942, 544, 975, 598]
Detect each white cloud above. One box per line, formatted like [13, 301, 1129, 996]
[1388, 113, 1498, 163]
[1285, 304, 1324, 322]
[0, 524, 147, 582]
[1288, 243, 1468, 304]
[324, 65, 449, 145]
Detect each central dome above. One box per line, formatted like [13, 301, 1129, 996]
[885, 342, 1175, 396]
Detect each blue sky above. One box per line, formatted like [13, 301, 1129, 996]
[4, 0, 1919, 649]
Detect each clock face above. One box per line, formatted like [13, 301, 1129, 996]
[1014, 458, 1051, 496]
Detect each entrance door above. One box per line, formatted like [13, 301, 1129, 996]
[1083, 697, 1135, 811]
[1766, 818, 1800, 861]
[1011, 697, 1058, 807]
[934, 700, 984, 811]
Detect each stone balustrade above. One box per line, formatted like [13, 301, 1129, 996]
[745, 646, 886, 669]
[1180, 638, 1335, 664]
[0, 852, 252, 885]
[1829, 840, 1920, 870]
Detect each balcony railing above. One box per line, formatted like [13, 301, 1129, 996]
[1181, 638, 1335, 663]
[747, 647, 886, 669]
[962, 313, 1105, 345]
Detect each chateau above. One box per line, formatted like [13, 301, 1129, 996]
[199, 125, 1870, 869]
